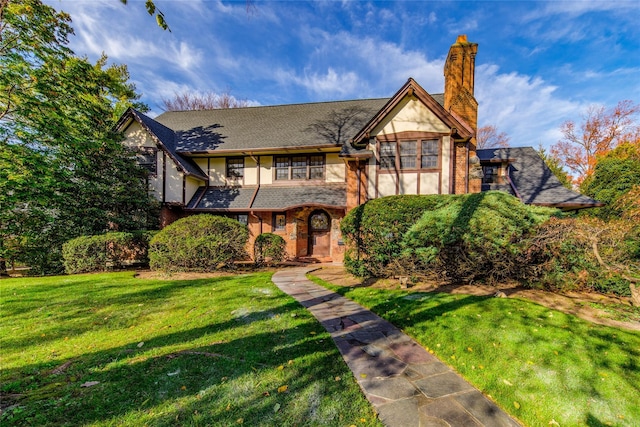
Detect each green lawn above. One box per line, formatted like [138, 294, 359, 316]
[310, 276, 640, 427]
[0, 272, 381, 427]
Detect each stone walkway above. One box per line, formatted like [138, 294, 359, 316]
[271, 267, 521, 427]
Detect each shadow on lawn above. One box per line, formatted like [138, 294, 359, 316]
[357, 289, 640, 423]
[2, 275, 256, 350]
[1, 298, 360, 426]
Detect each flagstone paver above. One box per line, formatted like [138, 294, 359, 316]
[272, 266, 521, 427]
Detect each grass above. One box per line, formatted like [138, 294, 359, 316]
[583, 302, 640, 323]
[0, 272, 381, 426]
[310, 275, 640, 427]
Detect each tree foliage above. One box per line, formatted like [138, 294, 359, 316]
[580, 142, 640, 221]
[162, 90, 250, 111]
[551, 100, 640, 185]
[0, 0, 157, 274]
[476, 124, 510, 149]
[536, 145, 573, 190]
[149, 215, 248, 272]
[119, 0, 169, 31]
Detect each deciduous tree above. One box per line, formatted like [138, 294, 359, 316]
[551, 100, 640, 185]
[476, 124, 510, 149]
[162, 90, 250, 111]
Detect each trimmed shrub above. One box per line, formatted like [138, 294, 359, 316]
[149, 215, 248, 272]
[341, 195, 450, 277]
[254, 233, 287, 265]
[524, 217, 639, 296]
[342, 192, 557, 281]
[63, 231, 155, 274]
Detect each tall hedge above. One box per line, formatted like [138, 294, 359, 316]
[342, 192, 557, 281]
[63, 231, 155, 274]
[149, 215, 248, 272]
[341, 195, 450, 277]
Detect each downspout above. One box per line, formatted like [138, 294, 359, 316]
[356, 160, 362, 206]
[247, 153, 263, 259]
[465, 141, 470, 194]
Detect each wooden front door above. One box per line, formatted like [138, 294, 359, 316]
[309, 210, 330, 257]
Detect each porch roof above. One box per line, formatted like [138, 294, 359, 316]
[186, 184, 346, 211]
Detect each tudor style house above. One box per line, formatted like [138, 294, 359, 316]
[116, 35, 600, 262]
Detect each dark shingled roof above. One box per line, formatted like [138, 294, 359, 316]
[186, 185, 346, 211]
[251, 185, 346, 210]
[187, 186, 256, 210]
[128, 109, 208, 180]
[153, 99, 390, 153]
[477, 147, 602, 209]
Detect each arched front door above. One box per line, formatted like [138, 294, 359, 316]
[308, 210, 330, 257]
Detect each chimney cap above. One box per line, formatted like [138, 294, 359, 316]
[456, 35, 468, 43]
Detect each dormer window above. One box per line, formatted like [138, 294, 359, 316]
[482, 165, 499, 183]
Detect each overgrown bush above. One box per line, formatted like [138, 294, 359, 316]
[341, 195, 450, 277]
[254, 233, 287, 265]
[149, 215, 248, 272]
[63, 231, 155, 274]
[342, 192, 557, 281]
[524, 217, 639, 296]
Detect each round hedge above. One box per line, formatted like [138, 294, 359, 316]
[254, 233, 287, 265]
[149, 215, 248, 272]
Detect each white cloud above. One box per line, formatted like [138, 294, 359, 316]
[476, 64, 585, 149]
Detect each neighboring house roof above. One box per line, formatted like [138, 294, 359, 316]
[116, 108, 208, 181]
[152, 99, 390, 154]
[477, 147, 603, 210]
[186, 184, 347, 211]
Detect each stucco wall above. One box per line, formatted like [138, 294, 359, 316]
[326, 153, 346, 182]
[372, 97, 449, 136]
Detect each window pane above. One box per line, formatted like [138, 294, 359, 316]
[399, 141, 416, 169]
[274, 214, 286, 231]
[275, 157, 289, 180]
[236, 214, 248, 226]
[380, 143, 396, 169]
[291, 156, 307, 179]
[310, 212, 329, 230]
[309, 155, 324, 166]
[136, 147, 157, 175]
[227, 158, 244, 178]
[309, 155, 324, 179]
[309, 166, 323, 180]
[421, 140, 438, 169]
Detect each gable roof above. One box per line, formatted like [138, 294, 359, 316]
[350, 78, 473, 146]
[152, 98, 389, 154]
[477, 147, 603, 210]
[116, 108, 208, 181]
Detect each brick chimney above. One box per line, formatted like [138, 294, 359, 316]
[444, 35, 481, 193]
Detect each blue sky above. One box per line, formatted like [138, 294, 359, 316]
[45, 0, 639, 149]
